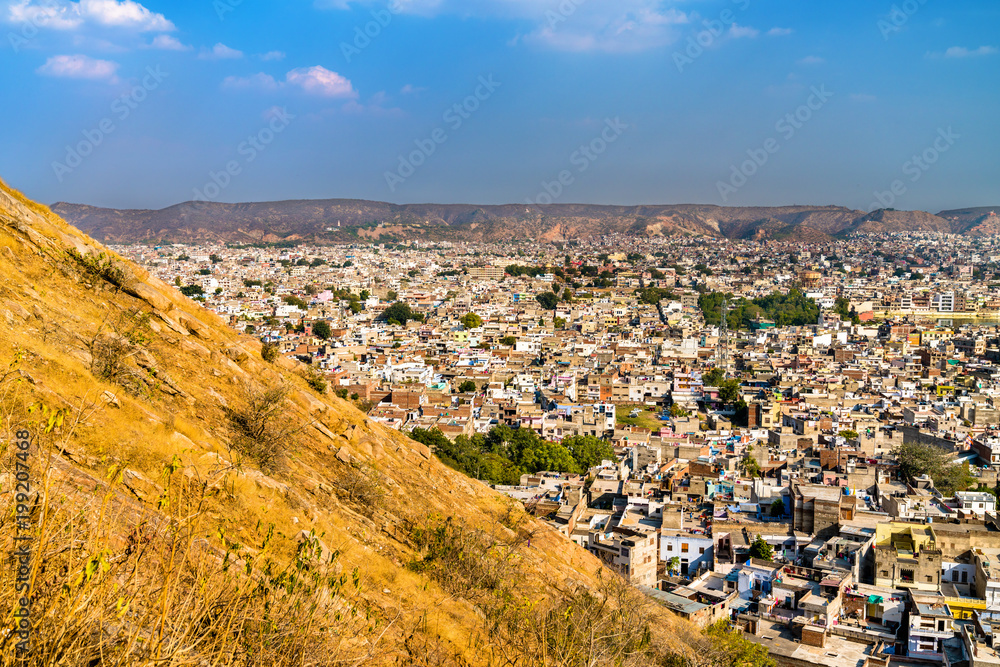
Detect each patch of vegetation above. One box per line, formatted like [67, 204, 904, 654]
[224, 381, 296, 473]
[312, 320, 333, 340]
[331, 461, 388, 519]
[88, 308, 154, 397]
[67, 249, 130, 289]
[460, 312, 483, 329]
[661, 620, 775, 667]
[304, 367, 328, 394]
[409, 426, 615, 485]
[282, 294, 308, 309]
[261, 341, 279, 363]
[380, 302, 422, 325]
[894, 441, 975, 495]
[699, 289, 819, 329]
[505, 264, 548, 278]
[179, 284, 204, 297]
[535, 292, 559, 310]
[637, 287, 676, 305]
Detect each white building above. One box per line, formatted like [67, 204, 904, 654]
[660, 531, 714, 577]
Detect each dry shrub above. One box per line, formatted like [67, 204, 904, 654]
[405, 514, 526, 599]
[224, 381, 296, 474]
[87, 308, 153, 398]
[331, 461, 388, 518]
[260, 341, 279, 363]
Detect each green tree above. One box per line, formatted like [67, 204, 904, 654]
[460, 312, 483, 329]
[702, 367, 725, 387]
[893, 441, 974, 495]
[457, 380, 478, 393]
[838, 429, 859, 440]
[741, 448, 761, 479]
[749, 535, 773, 561]
[718, 379, 741, 405]
[669, 404, 690, 418]
[179, 285, 204, 297]
[535, 292, 559, 310]
[500, 336, 517, 346]
[770, 498, 784, 517]
[562, 435, 615, 470]
[381, 302, 417, 325]
[282, 294, 308, 309]
[312, 320, 333, 340]
[666, 556, 681, 576]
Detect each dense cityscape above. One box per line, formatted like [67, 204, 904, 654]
[104, 227, 1000, 665]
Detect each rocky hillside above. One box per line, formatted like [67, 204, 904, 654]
[52, 198, 965, 244]
[938, 207, 1000, 236]
[0, 179, 703, 665]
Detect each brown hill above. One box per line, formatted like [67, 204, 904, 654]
[0, 179, 711, 665]
[938, 207, 1000, 236]
[52, 198, 961, 244]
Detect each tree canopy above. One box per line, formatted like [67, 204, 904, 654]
[409, 426, 615, 486]
[748, 536, 774, 561]
[460, 312, 483, 329]
[312, 320, 333, 340]
[380, 302, 422, 325]
[893, 441, 975, 495]
[535, 292, 559, 310]
[699, 289, 819, 329]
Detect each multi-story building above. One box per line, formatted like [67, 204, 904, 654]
[660, 530, 714, 577]
[873, 523, 942, 591]
[907, 598, 955, 659]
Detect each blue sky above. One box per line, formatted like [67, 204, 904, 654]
[0, 0, 997, 212]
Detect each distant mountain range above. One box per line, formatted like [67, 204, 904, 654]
[51, 199, 1000, 245]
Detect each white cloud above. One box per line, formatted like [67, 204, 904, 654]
[525, 5, 690, 53]
[767, 27, 792, 36]
[259, 50, 286, 61]
[400, 83, 426, 95]
[149, 33, 188, 50]
[199, 42, 243, 59]
[37, 53, 118, 81]
[223, 65, 357, 99]
[728, 23, 759, 39]
[798, 55, 824, 65]
[8, 0, 174, 32]
[320, 0, 691, 52]
[942, 45, 997, 58]
[286, 65, 356, 97]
